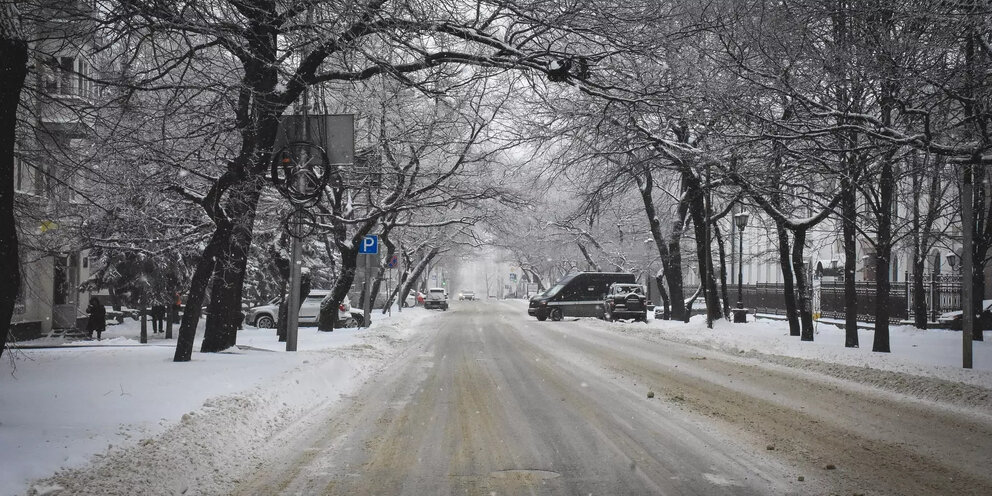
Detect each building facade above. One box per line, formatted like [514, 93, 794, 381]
[10, 1, 98, 339]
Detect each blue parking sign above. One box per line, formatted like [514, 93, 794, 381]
[359, 235, 379, 254]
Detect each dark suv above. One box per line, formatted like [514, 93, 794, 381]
[603, 283, 649, 322]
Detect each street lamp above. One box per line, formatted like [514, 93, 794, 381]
[733, 210, 750, 323]
[946, 252, 958, 272]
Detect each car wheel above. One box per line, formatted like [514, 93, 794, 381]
[254, 315, 274, 329]
[537, 314, 548, 322]
[550, 308, 563, 321]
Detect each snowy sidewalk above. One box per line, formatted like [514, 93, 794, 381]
[1, 307, 432, 496]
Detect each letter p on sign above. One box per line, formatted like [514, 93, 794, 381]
[359, 235, 379, 254]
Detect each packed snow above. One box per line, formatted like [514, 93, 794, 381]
[1, 306, 432, 496]
[2, 301, 990, 495]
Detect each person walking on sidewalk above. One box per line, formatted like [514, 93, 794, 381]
[150, 304, 166, 333]
[86, 297, 106, 340]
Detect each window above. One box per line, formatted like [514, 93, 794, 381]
[59, 57, 74, 94]
[42, 55, 91, 98]
[77, 59, 90, 99]
[14, 147, 43, 196]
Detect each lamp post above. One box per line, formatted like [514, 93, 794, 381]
[946, 252, 958, 272]
[733, 211, 749, 323]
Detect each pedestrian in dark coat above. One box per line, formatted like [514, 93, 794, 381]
[86, 297, 106, 340]
[150, 304, 167, 333]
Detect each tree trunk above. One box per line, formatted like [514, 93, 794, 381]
[379, 232, 400, 313]
[319, 246, 359, 331]
[971, 160, 986, 341]
[576, 242, 601, 271]
[174, 223, 232, 361]
[0, 8, 27, 359]
[842, 175, 860, 346]
[715, 223, 731, 319]
[911, 164, 928, 329]
[776, 224, 801, 336]
[872, 150, 898, 352]
[202, 180, 263, 352]
[635, 164, 684, 321]
[912, 257, 927, 329]
[655, 273, 670, 320]
[139, 300, 148, 344]
[688, 176, 721, 323]
[873, 244, 892, 352]
[390, 247, 441, 316]
[792, 228, 814, 341]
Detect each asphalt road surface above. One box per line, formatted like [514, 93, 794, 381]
[234, 301, 992, 495]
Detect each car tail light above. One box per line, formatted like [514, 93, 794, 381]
[339, 304, 347, 311]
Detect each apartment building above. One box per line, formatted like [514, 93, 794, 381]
[10, 1, 97, 339]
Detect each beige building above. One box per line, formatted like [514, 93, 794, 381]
[10, 1, 97, 340]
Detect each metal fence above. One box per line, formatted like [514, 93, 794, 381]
[738, 273, 962, 324]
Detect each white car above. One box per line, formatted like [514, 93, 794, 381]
[424, 287, 448, 310]
[245, 290, 364, 328]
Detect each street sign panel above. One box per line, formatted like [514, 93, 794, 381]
[387, 254, 399, 268]
[359, 235, 379, 254]
[275, 114, 354, 165]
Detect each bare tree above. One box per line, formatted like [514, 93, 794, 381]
[0, 1, 28, 357]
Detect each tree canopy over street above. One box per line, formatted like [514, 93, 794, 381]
[3, 0, 990, 360]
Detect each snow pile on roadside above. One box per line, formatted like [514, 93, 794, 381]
[25, 351, 359, 496]
[610, 314, 992, 410]
[3, 306, 430, 496]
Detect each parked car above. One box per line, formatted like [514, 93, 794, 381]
[528, 272, 636, 321]
[459, 291, 475, 301]
[603, 283, 649, 322]
[424, 288, 448, 310]
[245, 290, 364, 328]
[937, 300, 992, 330]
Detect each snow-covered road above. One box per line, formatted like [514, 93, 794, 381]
[234, 301, 992, 495]
[8, 301, 992, 495]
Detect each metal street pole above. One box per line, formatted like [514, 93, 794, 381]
[962, 163, 974, 369]
[737, 227, 744, 307]
[362, 253, 373, 327]
[286, 235, 301, 351]
[733, 211, 749, 323]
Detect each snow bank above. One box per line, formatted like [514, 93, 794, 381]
[1, 306, 433, 496]
[626, 312, 992, 410]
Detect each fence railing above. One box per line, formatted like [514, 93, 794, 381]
[738, 273, 962, 324]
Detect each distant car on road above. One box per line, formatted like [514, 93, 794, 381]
[459, 291, 475, 301]
[603, 283, 649, 322]
[424, 288, 448, 310]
